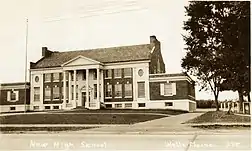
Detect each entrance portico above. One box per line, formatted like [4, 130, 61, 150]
[61, 55, 104, 110]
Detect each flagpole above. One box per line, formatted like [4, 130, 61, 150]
[24, 19, 28, 113]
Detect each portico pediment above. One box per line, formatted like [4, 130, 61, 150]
[61, 55, 102, 67]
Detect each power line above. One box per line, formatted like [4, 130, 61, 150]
[24, 19, 28, 113]
[42, 1, 137, 20]
[75, 0, 137, 12]
[42, 0, 146, 23]
[43, 3, 140, 22]
[75, 2, 138, 15]
[43, 7, 147, 23]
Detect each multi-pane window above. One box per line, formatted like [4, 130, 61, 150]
[34, 87, 40, 102]
[124, 68, 132, 77]
[45, 74, 51, 82]
[138, 103, 146, 107]
[105, 70, 112, 78]
[164, 83, 172, 96]
[53, 86, 60, 100]
[65, 86, 69, 100]
[125, 103, 132, 108]
[53, 73, 60, 81]
[7, 90, 18, 102]
[10, 91, 16, 100]
[94, 84, 97, 99]
[93, 70, 97, 80]
[71, 72, 78, 81]
[71, 85, 74, 100]
[105, 83, 112, 98]
[71, 73, 74, 81]
[165, 102, 173, 106]
[82, 70, 86, 80]
[114, 69, 122, 78]
[65, 73, 69, 81]
[10, 107, 16, 110]
[124, 83, 132, 97]
[60, 87, 63, 100]
[115, 104, 122, 108]
[138, 82, 145, 98]
[76, 85, 78, 100]
[160, 83, 176, 96]
[45, 86, 51, 100]
[115, 82, 122, 97]
[71, 85, 78, 100]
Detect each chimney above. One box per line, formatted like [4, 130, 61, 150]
[30, 62, 36, 69]
[150, 35, 160, 52]
[42, 47, 52, 57]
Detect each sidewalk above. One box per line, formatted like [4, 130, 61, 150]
[71, 113, 205, 134]
[0, 111, 47, 117]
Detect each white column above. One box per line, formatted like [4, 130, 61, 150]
[68, 71, 71, 107]
[63, 71, 66, 109]
[101, 69, 104, 103]
[146, 66, 150, 101]
[86, 69, 89, 108]
[232, 102, 234, 112]
[97, 68, 100, 109]
[243, 102, 245, 114]
[73, 70, 77, 108]
[237, 102, 240, 113]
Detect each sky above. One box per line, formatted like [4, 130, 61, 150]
[0, 0, 238, 100]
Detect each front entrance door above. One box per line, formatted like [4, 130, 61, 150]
[82, 92, 86, 106]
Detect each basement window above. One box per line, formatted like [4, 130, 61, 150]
[125, 103, 132, 108]
[105, 104, 112, 108]
[10, 107, 16, 110]
[115, 104, 122, 108]
[53, 106, 59, 109]
[45, 106, 51, 110]
[165, 102, 173, 106]
[138, 103, 146, 107]
[33, 106, 39, 110]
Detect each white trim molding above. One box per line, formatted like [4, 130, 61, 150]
[61, 55, 104, 67]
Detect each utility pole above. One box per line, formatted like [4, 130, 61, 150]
[24, 19, 28, 113]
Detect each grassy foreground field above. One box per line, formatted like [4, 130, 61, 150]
[0, 127, 95, 132]
[59, 109, 188, 115]
[0, 114, 166, 124]
[184, 111, 251, 124]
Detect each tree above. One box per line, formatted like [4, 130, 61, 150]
[219, 1, 250, 113]
[182, 2, 227, 111]
[182, 1, 250, 112]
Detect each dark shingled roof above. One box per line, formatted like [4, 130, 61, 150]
[32, 44, 152, 69]
[0, 82, 30, 86]
[149, 73, 194, 82]
[149, 73, 188, 78]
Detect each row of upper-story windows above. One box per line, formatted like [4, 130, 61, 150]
[44, 71, 98, 83]
[44, 73, 62, 82]
[105, 81, 132, 98]
[43, 68, 132, 83]
[105, 68, 132, 79]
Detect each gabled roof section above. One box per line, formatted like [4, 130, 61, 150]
[32, 44, 151, 69]
[61, 55, 102, 67]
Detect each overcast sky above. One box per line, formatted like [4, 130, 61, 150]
[0, 0, 238, 100]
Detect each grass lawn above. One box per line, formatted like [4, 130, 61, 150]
[59, 109, 187, 115]
[191, 124, 250, 129]
[184, 111, 251, 124]
[0, 127, 95, 132]
[0, 114, 166, 124]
